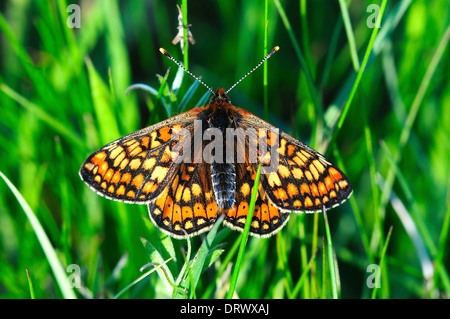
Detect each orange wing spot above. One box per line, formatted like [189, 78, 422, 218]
[260, 203, 269, 221]
[124, 139, 137, 146]
[339, 180, 349, 189]
[160, 146, 172, 163]
[153, 208, 162, 216]
[206, 202, 218, 218]
[278, 164, 290, 178]
[237, 201, 249, 217]
[173, 204, 182, 223]
[194, 203, 206, 218]
[84, 162, 95, 171]
[197, 217, 207, 226]
[150, 131, 161, 148]
[287, 145, 296, 157]
[301, 150, 312, 159]
[151, 166, 169, 183]
[287, 183, 299, 197]
[98, 161, 109, 177]
[171, 124, 183, 133]
[300, 183, 310, 195]
[129, 146, 143, 158]
[268, 131, 279, 147]
[104, 168, 114, 182]
[181, 172, 191, 181]
[322, 196, 329, 204]
[111, 171, 121, 184]
[108, 185, 115, 193]
[129, 158, 142, 170]
[127, 141, 140, 153]
[131, 174, 144, 189]
[261, 151, 271, 166]
[163, 196, 174, 219]
[312, 160, 325, 174]
[205, 191, 213, 201]
[294, 200, 302, 208]
[120, 173, 132, 184]
[143, 157, 156, 171]
[155, 188, 169, 209]
[258, 128, 267, 139]
[328, 167, 343, 181]
[185, 220, 194, 230]
[158, 126, 172, 142]
[251, 220, 260, 229]
[324, 176, 334, 191]
[143, 181, 158, 194]
[187, 166, 195, 172]
[141, 136, 150, 149]
[318, 182, 328, 196]
[182, 206, 193, 220]
[292, 168, 304, 180]
[100, 182, 107, 189]
[330, 190, 337, 198]
[171, 175, 180, 193]
[276, 188, 288, 201]
[192, 183, 202, 197]
[268, 201, 279, 218]
[315, 198, 322, 206]
[310, 184, 320, 197]
[113, 151, 126, 167]
[297, 152, 308, 163]
[304, 196, 313, 208]
[110, 146, 124, 160]
[91, 152, 107, 165]
[182, 188, 191, 202]
[277, 139, 287, 156]
[267, 172, 282, 187]
[175, 185, 184, 202]
[309, 164, 320, 181]
[116, 185, 126, 196]
[92, 166, 98, 175]
[240, 183, 250, 197]
[138, 151, 148, 158]
[293, 156, 305, 167]
[119, 158, 129, 170]
[305, 170, 314, 182]
[94, 175, 101, 183]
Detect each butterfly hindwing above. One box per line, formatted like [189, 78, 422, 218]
[224, 163, 290, 237]
[148, 162, 218, 238]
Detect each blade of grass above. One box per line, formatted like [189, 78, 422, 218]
[226, 162, 262, 299]
[182, 0, 189, 70]
[323, 208, 338, 299]
[26, 268, 35, 299]
[338, 0, 360, 71]
[0, 171, 77, 299]
[263, 0, 269, 121]
[371, 226, 393, 299]
[325, 0, 387, 154]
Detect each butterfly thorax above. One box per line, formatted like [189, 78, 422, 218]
[202, 88, 241, 211]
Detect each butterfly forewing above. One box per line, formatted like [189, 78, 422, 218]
[240, 111, 353, 213]
[79, 109, 202, 204]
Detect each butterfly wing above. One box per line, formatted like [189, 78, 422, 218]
[148, 162, 219, 238]
[224, 163, 290, 237]
[79, 109, 202, 204]
[240, 110, 353, 213]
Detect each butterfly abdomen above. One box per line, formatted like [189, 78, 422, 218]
[211, 163, 236, 209]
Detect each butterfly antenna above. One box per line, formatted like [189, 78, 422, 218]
[159, 48, 215, 94]
[225, 46, 280, 95]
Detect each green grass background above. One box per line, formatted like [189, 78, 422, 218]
[0, 0, 449, 299]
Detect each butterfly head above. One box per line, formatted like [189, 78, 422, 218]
[210, 88, 231, 105]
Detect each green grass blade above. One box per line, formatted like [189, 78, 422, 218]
[26, 269, 35, 299]
[338, 0, 360, 71]
[226, 162, 262, 299]
[323, 209, 338, 299]
[0, 171, 77, 299]
[326, 0, 387, 154]
[371, 227, 393, 299]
